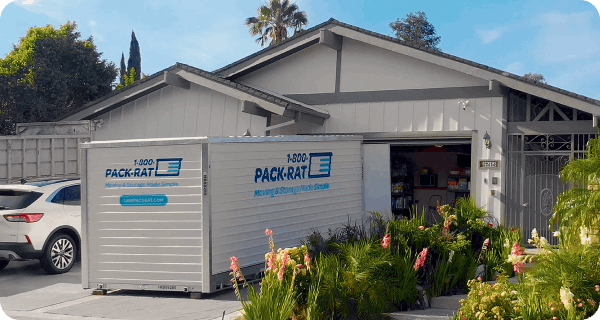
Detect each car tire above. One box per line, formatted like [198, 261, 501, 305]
[0, 260, 8, 271]
[40, 234, 77, 274]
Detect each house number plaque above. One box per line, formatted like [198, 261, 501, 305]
[479, 160, 500, 170]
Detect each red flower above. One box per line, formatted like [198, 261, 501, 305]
[413, 248, 429, 270]
[381, 234, 391, 249]
[483, 238, 490, 247]
[265, 229, 272, 236]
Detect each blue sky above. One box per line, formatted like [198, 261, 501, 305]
[1, 0, 600, 100]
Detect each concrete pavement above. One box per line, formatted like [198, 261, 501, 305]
[1, 283, 244, 320]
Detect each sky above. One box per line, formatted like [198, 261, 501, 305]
[0, 0, 600, 101]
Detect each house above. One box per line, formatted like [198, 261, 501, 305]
[61, 18, 600, 243]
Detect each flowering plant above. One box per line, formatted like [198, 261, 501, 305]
[454, 274, 519, 320]
[413, 247, 429, 270]
[507, 242, 525, 273]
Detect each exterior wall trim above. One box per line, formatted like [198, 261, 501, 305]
[507, 121, 597, 134]
[285, 86, 502, 105]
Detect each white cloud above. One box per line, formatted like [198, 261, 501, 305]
[90, 20, 96, 26]
[505, 62, 524, 75]
[21, 0, 34, 4]
[532, 10, 600, 63]
[475, 27, 504, 44]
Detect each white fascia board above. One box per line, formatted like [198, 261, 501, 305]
[217, 30, 322, 78]
[330, 26, 600, 115]
[173, 69, 287, 116]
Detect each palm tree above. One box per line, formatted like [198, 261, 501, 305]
[244, 0, 308, 47]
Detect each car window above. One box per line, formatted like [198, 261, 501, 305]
[0, 190, 43, 209]
[50, 189, 65, 204]
[62, 185, 81, 206]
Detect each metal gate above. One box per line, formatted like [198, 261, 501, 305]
[506, 133, 597, 245]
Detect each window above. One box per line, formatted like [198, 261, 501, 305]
[50, 189, 65, 204]
[62, 185, 81, 206]
[0, 190, 43, 209]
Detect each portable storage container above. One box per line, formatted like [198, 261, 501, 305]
[80, 135, 364, 294]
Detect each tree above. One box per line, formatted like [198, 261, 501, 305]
[116, 67, 135, 90]
[244, 0, 308, 47]
[119, 52, 126, 85]
[390, 11, 441, 50]
[523, 72, 546, 83]
[127, 30, 141, 81]
[0, 22, 117, 135]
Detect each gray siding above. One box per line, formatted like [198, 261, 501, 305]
[92, 83, 267, 141]
[338, 38, 488, 92]
[237, 44, 337, 95]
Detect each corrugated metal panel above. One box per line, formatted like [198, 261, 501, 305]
[85, 144, 203, 286]
[209, 139, 363, 275]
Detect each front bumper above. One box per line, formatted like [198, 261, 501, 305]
[0, 242, 41, 260]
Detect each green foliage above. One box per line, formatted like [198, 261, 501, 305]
[389, 11, 441, 50]
[0, 22, 76, 84]
[454, 275, 520, 320]
[244, 0, 308, 47]
[454, 197, 488, 225]
[116, 68, 136, 90]
[523, 72, 546, 84]
[550, 132, 600, 245]
[0, 22, 117, 134]
[119, 52, 127, 85]
[127, 31, 141, 81]
[241, 278, 296, 320]
[314, 241, 395, 319]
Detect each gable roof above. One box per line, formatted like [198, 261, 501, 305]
[215, 18, 600, 114]
[61, 63, 329, 121]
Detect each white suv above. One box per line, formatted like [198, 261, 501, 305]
[0, 179, 81, 274]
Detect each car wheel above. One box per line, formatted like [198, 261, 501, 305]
[0, 260, 8, 271]
[40, 234, 77, 274]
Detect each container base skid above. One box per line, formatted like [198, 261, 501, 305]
[87, 263, 265, 297]
[211, 263, 265, 292]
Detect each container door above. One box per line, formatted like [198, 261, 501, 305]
[363, 144, 391, 215]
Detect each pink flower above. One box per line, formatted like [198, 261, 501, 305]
[488, 223, 494, 227]
[478, 291, 483, 295]
[483, 238, 490, 247]
[281, 251, 290, 266]
[265, 229, 272, 236]
[381, 234, 391, 249]
[578, 303, 583, 307]
[297, 264, 303, 269]
[278, 265, 285, 281]
[266, 252, 277, 272]
[513, 261, 525, 273]
[595, 285, 600, 292]
[413, 248, 429, 270]
[553, 317, 557, 320]
[551, 307, 555, 311]
[419, 226, 425, 230]
[304, 253, 311, 270]
[511, 242, 524, 256]
[230, 256, 241, 279]
[477, 277, 482, 281]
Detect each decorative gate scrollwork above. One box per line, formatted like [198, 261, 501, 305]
[506, 133, 596, 246]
